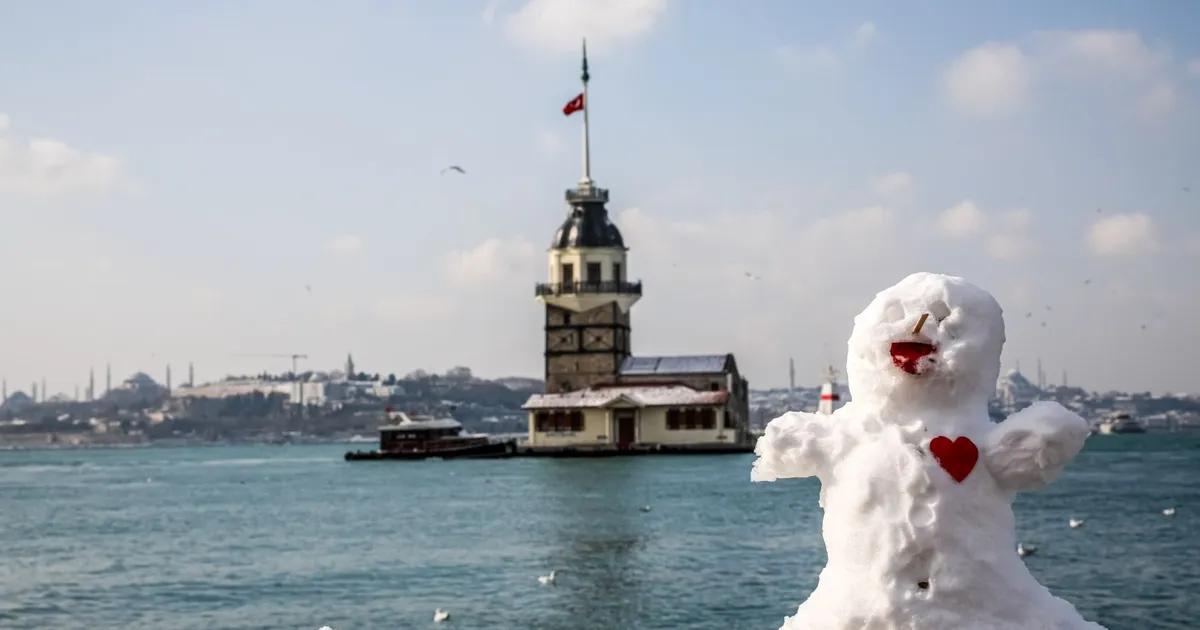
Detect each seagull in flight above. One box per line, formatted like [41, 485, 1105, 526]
[441, 165, 466, 175]
[744, 271, 762, 281]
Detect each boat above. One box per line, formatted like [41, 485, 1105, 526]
[1096, 412, 1146, 435]
[344, 409, 517, 461]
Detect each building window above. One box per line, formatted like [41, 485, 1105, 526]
[561, 263, 574, 283]
[563, 312, 572, 325]
[664, 407, 719, 430]
[586, 262, 602, 285]
[535, 410, 584, 433]
[613, 262, 622, 283]
[709, 383, 719, 391]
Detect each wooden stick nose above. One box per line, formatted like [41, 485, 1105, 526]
[912, 313, 930, 336]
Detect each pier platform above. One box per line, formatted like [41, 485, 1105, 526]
[344, 441, 755, 461]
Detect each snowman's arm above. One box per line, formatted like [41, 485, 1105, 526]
[751, 411, 838, 482]
[983, 401, 1090, 491]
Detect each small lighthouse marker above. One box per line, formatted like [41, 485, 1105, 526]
[817, 366, 841, 415]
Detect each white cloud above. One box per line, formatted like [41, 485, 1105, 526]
[943, 30, 1182, 119]
[1087, 212, 1159, 256]
[778, 21, 880, 73]
[986, 232, 1035, 260]
[0, 114, 132, 199]
[1184, 234, 1200, 254]
[937, 200, 988, 238]
[444, 237, 538, 287]
[941, 43, 1033, 118]
[326, 233, 363, 256]
[871, 171, 914, 201]
[374, 294, 455, 326]
[188, 287, 224, 310]
[535, 128, 562, 156]
[852, 22, 878, 48]
[1139, 80, 1176, 118]
[1188, 58, 1200, 77]
[503, 0, 668, 56]
[777, 45, 839, 72]
[1000, 208, 1033, 229]
[482, 0, 501, 26]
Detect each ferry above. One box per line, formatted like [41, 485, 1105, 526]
[1096, 412, 1146, 435]
[344, 409, 517, 461]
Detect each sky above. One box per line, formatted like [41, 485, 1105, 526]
[1, 0, 1199, 397]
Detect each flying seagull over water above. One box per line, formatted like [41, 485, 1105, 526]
[441, 165, 466, 175]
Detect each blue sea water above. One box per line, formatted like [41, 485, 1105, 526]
[0, 436, 1197, 630]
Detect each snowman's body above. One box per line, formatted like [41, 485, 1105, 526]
[753, 273, 1105, 630]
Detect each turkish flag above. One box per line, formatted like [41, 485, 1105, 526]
[563, 92, 585, 116]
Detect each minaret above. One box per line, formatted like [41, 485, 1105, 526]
[536, 39, 642, 394]
[165, 364, 172, 393]
[75, 385, 80, 401]
[788, 358, 796, 406]
[1, 378, 6, 403]
[105, 363, 112, 396]
[345, 353, 356, 380]
[817, 366, 841, 415]
[88, 367, 95, 401]
[31, 382, 38, 404]
[41, 377, 46, 401]
[188, 362, 195, 387]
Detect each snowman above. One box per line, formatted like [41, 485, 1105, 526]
[752, 272, 1106, 630]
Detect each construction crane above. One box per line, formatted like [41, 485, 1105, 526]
[233, 353, 309, 411]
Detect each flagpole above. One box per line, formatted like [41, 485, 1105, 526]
[580, 38, 592, 187]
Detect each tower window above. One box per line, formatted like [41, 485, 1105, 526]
[612, 262, 622, 283]
[586, 262, 602, 285]
[561, 263, 574, 284]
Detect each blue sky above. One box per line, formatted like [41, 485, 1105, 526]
[1, 0, 1198, 396]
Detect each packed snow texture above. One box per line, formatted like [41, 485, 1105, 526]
[752, 272, 1105, 630]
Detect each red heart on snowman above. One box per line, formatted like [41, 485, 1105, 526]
[929, 436, 978, 483]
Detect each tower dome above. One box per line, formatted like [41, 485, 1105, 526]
[551, 203, 625, 249]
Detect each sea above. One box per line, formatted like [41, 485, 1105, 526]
[1, 435, 1196, 630]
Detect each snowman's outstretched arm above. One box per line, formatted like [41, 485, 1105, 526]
[751, 411, 838, 482]
[983, 400, 1090, 492]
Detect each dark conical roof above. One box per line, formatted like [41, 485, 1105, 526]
[550, 185, 625, 249]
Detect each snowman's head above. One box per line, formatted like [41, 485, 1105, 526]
[846, 272, 1005, 409]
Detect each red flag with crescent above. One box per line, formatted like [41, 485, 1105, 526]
[563, 93, 585, 116]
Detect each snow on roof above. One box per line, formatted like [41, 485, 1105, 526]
[379, 413, 462, 431]
[618, 354, 730, 376]
[523, 385, 729, 410]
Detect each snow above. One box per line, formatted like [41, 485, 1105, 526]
[523, 385, 729, 410]
[752, 272, 1105, 630]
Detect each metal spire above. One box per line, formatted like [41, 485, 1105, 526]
[580, 38, 592, 186]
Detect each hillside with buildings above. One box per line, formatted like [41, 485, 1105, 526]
[2, 357, 1197, 450]
[749, 366, 1200, 432]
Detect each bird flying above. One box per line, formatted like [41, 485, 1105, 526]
[441, 165, 466, 175]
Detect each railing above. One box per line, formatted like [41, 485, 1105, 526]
[535, 281, 643, 297]
[565, 186, 610, 204]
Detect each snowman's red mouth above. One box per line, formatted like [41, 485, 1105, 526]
[891, 341, 937, 375]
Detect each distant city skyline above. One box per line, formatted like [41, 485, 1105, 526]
[1, 1, 1198, 395]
